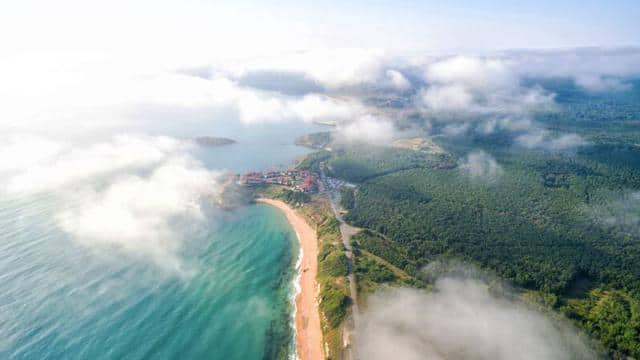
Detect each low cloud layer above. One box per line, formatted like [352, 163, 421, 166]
[589, 190, 640, 236]
[414, 53, 600, 151]
[334, 115, 396, 145]
[57, 156, 217, 274]
[0, 134, 220, 274]
[515, 132, 587, 152]
[419, 56, 554, 114]
[356, 275, 598, 360]
[459, 150, 503, 181]
[223, 48, 407, 91]
[509, 47, 640, 92]
[3, 48, 637, 152]
[0, 134, 190, 195]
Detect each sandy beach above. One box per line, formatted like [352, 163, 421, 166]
[256, 198, 324, 360]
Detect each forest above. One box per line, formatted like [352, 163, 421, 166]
[313, 83, 640, 358]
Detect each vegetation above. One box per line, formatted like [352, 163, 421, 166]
[562, 288, 640, 356]
[277, 189, 311, 205]
[295, 131, 333, 149]
[351, 230, 419, 275]
[254, 185, 311, 207]
[355, 256, 395, 283]
[296, 150, 331, 172]
[350, 230, 424, 302]
[315, 213, 351, 329]
[339, 187, 355, 210]
[326, 145, 455, 183]
[314, 85, 640, 358]
[295, 196, 351, 360]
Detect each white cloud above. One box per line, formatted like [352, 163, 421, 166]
[420, 84, 474, 111]
[475, 117, 534, 135]
[442, 122, 471, 137]
[419, 56, 554, 114]
[0, 134, 189, 196]
[425, 56, 517, 92]
[3, 48, 635, 143]
[121, 73, 357, 124]
[223, 48, 391, 89]
[589, 191, 640, 235]
[516, 132, 587, 151]
[507, 48, 640, 92]
[415, 55, 598, 150]
[574, 75, 632, 92]
[459, 150, 503, 181]
[0, 134, 67, 173]
[0, 134, 220, 274]
[278, 94, 358, 124]
[356, 276, 598, 360]
[0, 53, 368, 135]
[56, 156, 218, 274]
[335, 115, 396, 145]
[384, 69, 411, 90]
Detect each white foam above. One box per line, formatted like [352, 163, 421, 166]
[288, 234, 303, 360]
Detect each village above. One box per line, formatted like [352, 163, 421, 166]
[239, 169, 319, 193]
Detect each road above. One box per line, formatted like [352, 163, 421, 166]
[327, 192, 360, 317]
[319, 168, 359, 359]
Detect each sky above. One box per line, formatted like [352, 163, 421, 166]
[1, 0, 638, 61]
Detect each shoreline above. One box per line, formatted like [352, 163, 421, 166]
[256, 198, 324, 360]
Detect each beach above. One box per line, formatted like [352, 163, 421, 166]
[256, 198, 324, 360]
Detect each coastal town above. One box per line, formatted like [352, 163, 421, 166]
[239, 169, 320, 193]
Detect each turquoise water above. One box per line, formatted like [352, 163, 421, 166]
[0, 122, 322, 359]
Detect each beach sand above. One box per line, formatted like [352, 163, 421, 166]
[256, 198, 324, 360]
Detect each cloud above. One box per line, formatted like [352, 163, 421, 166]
[573, 75, 632, 92]
[221, 48, 418, 95]
[384, 69, 411, 90]
[335, 115, 396, 145]
[356, 275, 598, 360]
[0, 134, 190, 196]
[589, 191, 640, 235]
[236, 70, 324, 95]
[475, 116, 535, 135]
[223, 48, 393, 89]
[127, 73, 358, 124]
[515, 132, 587, 151]
[6, 48, 634, 146]
[0, 134, 220, 274]
[441, 122, 471, 137]
[458, 150, 503, 181]
[419, 56, 554, 114]
[425, 56, 517, 91]
[507, 47, 640, 92]
[56, 156, 218, 274]
[286, 95, 359, 123]
[0, 55, 365, 135]
[420, 84, 474, 111]
[414, 55, 598, 151]
[0, 134, 67, 173]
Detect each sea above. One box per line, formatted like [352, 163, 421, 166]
[0, 121, 326, 359]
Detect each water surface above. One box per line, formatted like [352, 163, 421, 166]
[0, 121, 320, 359]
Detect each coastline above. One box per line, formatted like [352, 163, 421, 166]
[256, 198, 324, 360]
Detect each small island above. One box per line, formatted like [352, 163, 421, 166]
[195, 136, 237, 146]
